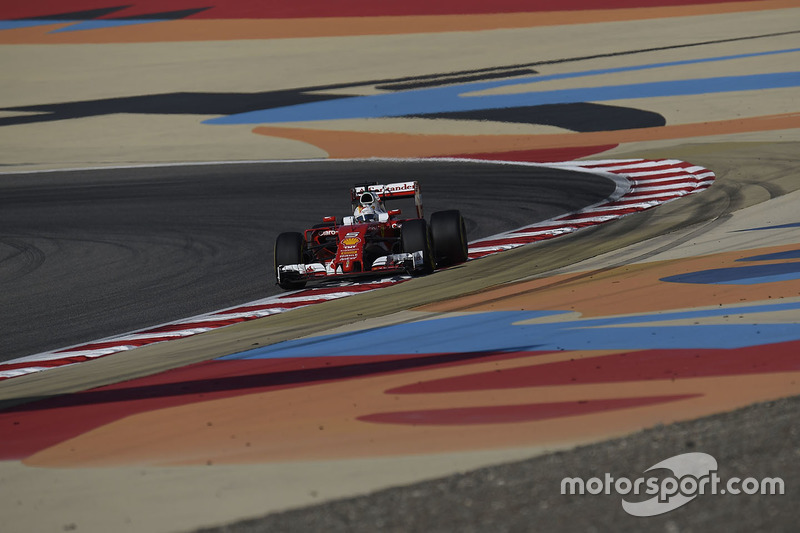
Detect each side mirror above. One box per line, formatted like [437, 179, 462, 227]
[322, 215, 336, 224]
[388, 209, 402, 217]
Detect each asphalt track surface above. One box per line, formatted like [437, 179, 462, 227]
[0, 160, 614, 362]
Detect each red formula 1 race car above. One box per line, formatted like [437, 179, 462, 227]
[274, 181, 468, 290]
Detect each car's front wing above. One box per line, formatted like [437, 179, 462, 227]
[277, 251, 425, 285]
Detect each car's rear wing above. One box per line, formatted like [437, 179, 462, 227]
[351, 181, 423, 218]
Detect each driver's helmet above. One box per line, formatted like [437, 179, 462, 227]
[354, 206, 377, 222]
[354, 191, 385, 222]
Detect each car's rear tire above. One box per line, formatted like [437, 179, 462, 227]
[401, 218, 435, 275]
[274, 231, 307, 290]
[431, 210, 468, 268]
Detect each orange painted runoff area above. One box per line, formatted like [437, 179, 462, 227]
[22, 361, 800, 467]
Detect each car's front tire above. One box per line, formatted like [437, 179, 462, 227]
[401, 218, 435, 275]
[274, 231, 307, 290]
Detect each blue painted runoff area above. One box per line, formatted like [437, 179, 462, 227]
[204, 47, 800, 125]
[0, 20, 65, 30]
[661, 262, 800, 285]
[738, 222, 800, 232]
[49, 20, 171, 33]
[738, 249, 800, 262]
[220, 301, 800, 360]
[0, 18, 172, 32]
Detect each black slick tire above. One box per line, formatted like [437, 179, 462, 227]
[401, 218, 435, 275]
[274, 231, 307, 290]
[430, 210, 468, 268]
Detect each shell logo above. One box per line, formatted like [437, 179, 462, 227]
[341, 237, 361, 246]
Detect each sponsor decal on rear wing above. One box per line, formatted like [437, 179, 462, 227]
[352, 181, 417, 199]
[381, 181, 418, 199]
